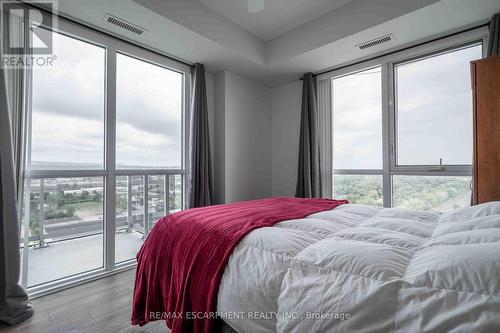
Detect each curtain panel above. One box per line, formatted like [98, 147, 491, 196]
[317, 78, 333, 198]
[0, 67, 33, 326]
[295, 73, 322, 198]
[2, 4, 27, 206]
[0, 9, 33, 326]
[487, 13, 500, 56]
[189, 63, 213, 208]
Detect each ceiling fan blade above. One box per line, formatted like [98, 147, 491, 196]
[248, 0, 265, 13]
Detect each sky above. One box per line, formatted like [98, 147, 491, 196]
[333, 67, 382, 169]
[395, 45, 482, 166]
[31, 30, 183, 170]
[30, 30, 482, 171]
[333, 44, 482, 170]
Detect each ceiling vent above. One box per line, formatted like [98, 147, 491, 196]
[356, 34, 394, 50]
[104, 14, 146, 36]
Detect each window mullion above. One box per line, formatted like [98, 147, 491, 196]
[143, 176, 149, 238]
[333, 169, 383, 175]
[104, 47, 117, 271]
[382, 63, 392, 208]
[21, 15, 34, 289]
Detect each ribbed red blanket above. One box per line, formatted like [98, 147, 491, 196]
[131, 197, 347, 333]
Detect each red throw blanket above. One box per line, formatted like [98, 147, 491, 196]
[131, 197, 347, 333]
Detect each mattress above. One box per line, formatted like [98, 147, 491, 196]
[217, 202, 500, 332]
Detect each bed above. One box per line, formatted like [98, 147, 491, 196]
[132, 198, 500, 333]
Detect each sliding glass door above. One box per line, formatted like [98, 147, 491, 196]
[20, 12, 190, 293]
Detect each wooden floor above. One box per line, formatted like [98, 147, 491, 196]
[0, 269, 169, 333]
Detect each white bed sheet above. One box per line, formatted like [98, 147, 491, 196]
[217, 202, 500, 333]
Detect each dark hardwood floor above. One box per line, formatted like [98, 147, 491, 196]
[0, 269, 169, 333]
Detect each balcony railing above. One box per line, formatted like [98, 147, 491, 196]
[20, 173, 184, 249]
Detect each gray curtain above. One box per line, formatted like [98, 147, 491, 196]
[189, 63, 213, 208]
[0, 67, 33, 325]
[317, 78, 333, 198]
[488, 13, 500, 56]
[295, 73, 322, 198]
[4, 10, 28, 221]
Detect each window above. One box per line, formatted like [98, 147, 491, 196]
[330, 30, 485, 211]
[114, 54, 185, 263]
[332, 67, 383, 206]
[392, 176, 471, 211]
[116, 54, 183, 169]
[22, 177, 104, 287]
[20, 13, 190, 293]
[395, 45, 482, 166]
[333, 175, 383, 206]
[31, 31, 105, 170]
[22, 31, 106, 287]
[333, 67, 382, 170]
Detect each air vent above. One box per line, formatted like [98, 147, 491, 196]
[356, 34, 394, 50]
[104, 14, 146, 35]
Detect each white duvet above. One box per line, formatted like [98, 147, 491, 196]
[217, 202, 500, 333]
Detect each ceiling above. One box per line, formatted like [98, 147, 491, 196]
[36, 0, 500, 86]
[198, 0, 353, 41]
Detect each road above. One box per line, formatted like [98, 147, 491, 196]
[37, 213, 165, 241]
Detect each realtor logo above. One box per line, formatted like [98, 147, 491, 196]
[1, 0, 57, 67]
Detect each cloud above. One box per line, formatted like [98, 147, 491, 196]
[333, 68, 382, 169]
[31, 112, 104, 165]
[331, 44, 481, 169]
[394, 45, 481, 165]
[31, 30, 184, 168]
[116, 122, 181, 168]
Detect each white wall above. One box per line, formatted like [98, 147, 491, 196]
[210, 72, 301, 201]
[213, 71, 226, 203]
[213, 70, 272, 203]
[210, 74, 303, 200]
[271, 80, 302, 197]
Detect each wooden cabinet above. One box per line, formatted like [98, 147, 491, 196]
[471, 55, 500, 204]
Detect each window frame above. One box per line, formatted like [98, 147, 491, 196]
[22, 10, 191, 296]
[325, 27, 488, 208]
[388, 40, 483, 173]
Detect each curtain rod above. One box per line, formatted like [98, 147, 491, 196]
[22, 1, 194, 68]
[300, 21, 490, 80]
